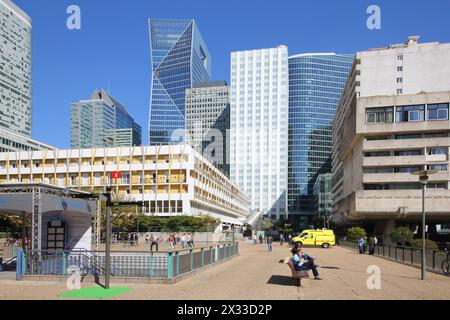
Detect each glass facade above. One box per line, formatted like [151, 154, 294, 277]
[148, 19, 211, 145]
[71, 89, 142, 148]
[288, 54, 353, 224]
[0, 0, 32, 137]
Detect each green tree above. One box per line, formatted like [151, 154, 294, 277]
[346, 226, 366, 241]
[260, 217, 274, 231]
[391, 226, 414, 246]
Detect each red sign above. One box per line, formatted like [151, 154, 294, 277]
[111, 171, 121, 179]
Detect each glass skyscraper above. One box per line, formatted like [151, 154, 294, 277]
[288, 53, 353, 227]
[148, 19, 211, 145]
[71, 89, 142, 148]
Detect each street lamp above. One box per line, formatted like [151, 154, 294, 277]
[411, 169, 436, 280]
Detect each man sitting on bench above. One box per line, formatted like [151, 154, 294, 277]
[292, 245, 322, 280]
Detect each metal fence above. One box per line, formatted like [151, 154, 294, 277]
[17, 242, 239, 280]
[339, 240, 448, 275]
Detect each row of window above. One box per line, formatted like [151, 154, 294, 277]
[366, 103, 449, 124]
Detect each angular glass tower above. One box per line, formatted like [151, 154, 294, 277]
[288, 53, 353, 227]
[148, 19, 211, 145]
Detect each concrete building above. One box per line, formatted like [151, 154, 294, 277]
[185, 81, 230, 176]
[0, 128, 55, 152]
[148, 19, 211, 145]
[230, 46, 289, 220]
[288, 53, 353, 228]
[0, 144, 250, 227]
[0, 0, 32, 137]
[71, 89, 142, 149]
[331, 36, 450, 240]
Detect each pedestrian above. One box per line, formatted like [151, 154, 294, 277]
[358, 236, 366, 254]
[280, 233, 284, 246]
[288, 234, 292, 245]
[181, 233, 186, 248]
[368, 235, 376, 255]
[150, 234, 159, 251]
[188, 233, 195, 247]
[145, 233, 150, 245]
[134, 233, 139, 247]
[252, 234, 257, 245]
[168, 234, 175, 249]
[259, 234, 263, 244]
[267, 236, 273, 252]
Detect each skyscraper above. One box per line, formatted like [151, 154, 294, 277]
[148, 19, 211, 145]
[0, 0, 32, 137]
[230, 46, 289, 219]
[185, 81, 230, 176]
[288, 53, 353, 227]
[71, 89, 142, 149]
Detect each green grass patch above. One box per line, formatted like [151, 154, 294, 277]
[59, 286, 132, 299]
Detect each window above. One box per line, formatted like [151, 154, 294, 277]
[428, 164, 448, 172]
[397, 89, 403, 95]
[427, 103, 449, 120]
[366, 107, 394, 124]
[397, 55, 403, 61]
[396, 105, 425, 122]
[428, 147, 448, 155]
[397, 78, 403, 83]
[394, 166, 422, 173]
[364, 151, 391, 157]
[395, 150, 421, 156]
[428, 183, 447, 189]
[397, 66, 403, 72]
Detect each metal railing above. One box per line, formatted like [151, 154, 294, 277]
[339, 240, 448, 275]
[17, 242, 239, 280]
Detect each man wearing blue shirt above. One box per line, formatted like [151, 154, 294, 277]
[292, 245, 322, 280]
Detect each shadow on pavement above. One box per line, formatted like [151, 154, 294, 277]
[266, 275, 298, 287]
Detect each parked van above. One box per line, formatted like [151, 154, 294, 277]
[291, 229, 336, 248]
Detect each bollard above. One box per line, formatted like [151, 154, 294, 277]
[150, 252, 154, 277]
[210, 246, 213, 264]
[176, 251, 180, 276]
[201, 248, 204, 267]
[16, 249, 23, 280]
[190, 249, 194, 271]
[167, 252, 173, 279]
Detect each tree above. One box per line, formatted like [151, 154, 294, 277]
[346, 226, 366, 241]
[391, 226, 414, 246]
[260, 217, 274, 231]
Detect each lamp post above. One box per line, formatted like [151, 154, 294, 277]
[411, 169, 436, 280]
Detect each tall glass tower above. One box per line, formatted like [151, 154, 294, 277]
[148, 19, 211, 145]
[288, 53, 353, 227]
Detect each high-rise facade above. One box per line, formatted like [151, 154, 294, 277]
[288, 54, 353, 227]
[148, 19, 211, 146]
[230, 46, 289, 219]
[331, 36, 450, 241]
[0, 0, 32, 137]
[71, 89, 142, 149]
[186, 81, 230, 176]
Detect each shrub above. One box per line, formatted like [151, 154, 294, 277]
[346, 227, 366, 241]
[410, 239, 439, 250]
[391, 227, 414, 246]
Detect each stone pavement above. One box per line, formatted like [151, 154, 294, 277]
[1, 241, 450, 300]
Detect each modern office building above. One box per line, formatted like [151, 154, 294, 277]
[0, 144, 250, 226]
[288, 53, 353, 228]
[148, 19, 211, 146]
[313, 173, 333, 226]
[186, 81, 230, 176]
[331, 36, 450, 240]
[0, 0, 32, 136]
[71, 89, 142, 149]
[230, 46, 289, 220]
[0, 128, 55, 152]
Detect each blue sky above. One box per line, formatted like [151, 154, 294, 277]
[12, 0, 450, 148]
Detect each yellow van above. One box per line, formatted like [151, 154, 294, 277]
[291, 229, 336, 248]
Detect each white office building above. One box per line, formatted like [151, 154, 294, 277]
[0, 0, 32, 137]
[230, 45, 289, 219]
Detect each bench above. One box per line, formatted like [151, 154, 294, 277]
[285, 257, 310, 287]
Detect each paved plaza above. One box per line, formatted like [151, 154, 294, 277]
[1, 241, 450, 300]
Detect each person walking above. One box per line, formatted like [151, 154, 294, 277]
[150, 234, 159, 251]
[368, 235, 376, 255]
[252, 234, 257, 245]
[288, 234, 292, 245]
[280, 234, 284, 246]
[358, 236, 366, 254]
[258, 234, 263, 244]
[181, 233, 186, 249]
[267, 236, 273, 252]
